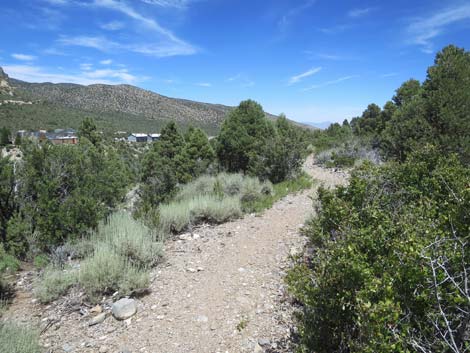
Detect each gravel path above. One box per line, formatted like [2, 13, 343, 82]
[2, 157, 348, 353]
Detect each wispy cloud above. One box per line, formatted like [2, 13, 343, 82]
[100, 59, 113, 65]
[348, 7, 374, 18]
[80, 63, 93, 71]
[195, 82, 212, 87]
[319, 24, 353, 35]
[407, 3, 470, 53]
[101, 20, 125, 31]
[278, 0, 316, 32]
[58, 34, 196, 58]
[11, 53, 37, 61]
[226, 73, 255, 87]
[380, 72, 398, 78]
[43, 0, 70, 4]
[140, 0, 196, 9]
[303, 75, 359, 91]
[288, 67, 322, 85]
[3, 64, 140, 85]
[81, 0, 198, 57]
[58, 35, 120, 51]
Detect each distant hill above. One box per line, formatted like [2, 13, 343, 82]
[0, 67, 309, 135]
[300, 121, 334, 130]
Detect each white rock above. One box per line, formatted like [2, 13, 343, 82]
[112, 298, 137, 320]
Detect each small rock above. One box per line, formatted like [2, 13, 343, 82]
[90, 305, 103, 314]
[99, 346, 109, 353]
[112, 298, 137, 320]
[179, 233, 191, 241]
[187, 267, 197, 273]
[89, 313, 106, 326]
[192, 233, 200, 240]
[258, 338, 270, 346]
[119, 349, 132, 353]
[254, 343, 263, 353]
[197, 267, 204, 272]
[195, 315, 208, 323]
[62, 343, 73, 352]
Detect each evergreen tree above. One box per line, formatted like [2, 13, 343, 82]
[0, 127, 10, 146]
[217, 100, 276, 179]
[78, 117, 100, 146]
[182, 127, 215, 179]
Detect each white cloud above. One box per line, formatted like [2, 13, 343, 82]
[278, 0, 316, 32]
[3, 64, 139, 85]
[101, 21, 125, 31]
[140, 0, 195, 9]
[58, 35, 120, 51]
[11, 53, 37, 61]
[348, 7, 374, 18]
[80, 63, 93, 71]
[195, 82, 212, 87]
[100, 59, 113, 65]
[58, 35, 196, 57]
[303, 75, 359, 91]
[407, 3, 470, 53]
[226, 73, 255, 87]
[43, 0, 69, 4]
[288, 67, 322, 85]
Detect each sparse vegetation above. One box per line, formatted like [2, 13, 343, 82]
[0, 322, 41, 353]
[36, 212, 162, 304]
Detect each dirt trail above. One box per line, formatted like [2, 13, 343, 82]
[2, 157, 347, 353]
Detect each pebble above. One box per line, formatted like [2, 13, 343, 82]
[89, 313, 107, 326]
[258, 338, 270, 346]
[195, 315, 209, 323]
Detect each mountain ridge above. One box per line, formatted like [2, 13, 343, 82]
[0, 67, 313, 134]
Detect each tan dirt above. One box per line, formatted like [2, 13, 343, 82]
[2, 156, 347, 353]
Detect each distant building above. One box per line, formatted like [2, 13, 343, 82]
[20, 129, 78, 145]
[128, 133, 150, 143]
[127, 133, 161, 143]
[148, 133, 161, 142]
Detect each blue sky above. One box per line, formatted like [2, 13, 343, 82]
[1, 0, 470, 123]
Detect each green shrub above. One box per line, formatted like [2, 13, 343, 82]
[79, 244, 149, 303]
[242, 173, 312, 213]
[33, 254, 49, 269]
[174, 174, 215, 201]
[0, 244, 20, 274]
[159, 195, 242, 234]
[34, 212, 161, 304]
[287, 148, 470, 352]
[0, 322, 41, 353]
[35, 266, 77, 303]
[95, 212, 163, 268]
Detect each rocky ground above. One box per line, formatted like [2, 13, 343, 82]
[2, 156, 348, 353]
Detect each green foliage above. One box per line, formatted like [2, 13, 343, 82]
[242, 172, 313, 213]
[0, 127, 10, 146]
[35, 212, 162, 303]
[0, 322, 41, 353]
[139, 122, 217, 212]
[78, 117, 100, 146]
[14, 140, 130, 250]
[0, 156, 16, 252]
[182, 127, 215, 178]
[217, 101, 308, 182]
[217, 100, 276, 178]
[33, 254, 49, 269]
[310, 122, 353, 152]
[35, 265, 77, 304]
[350, 45, 470, 164]
[287, 147, 470, 352]
[158, 195, 242, 234]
